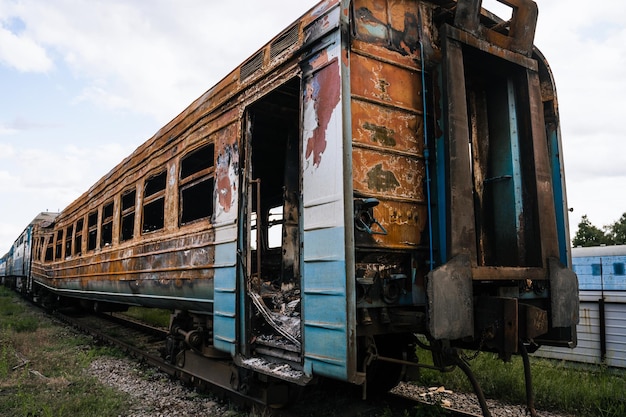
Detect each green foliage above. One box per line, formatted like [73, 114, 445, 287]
[573, 212, 626, 247]
[0, 288, 40, 333]
[573, 215, 611, 247]
[605, 212, 626, 245]
[414, 348, 626, 417]
[124, 306, 171, 327]
[0, 288, 131, 417]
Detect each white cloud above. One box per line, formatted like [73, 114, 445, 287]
[0, 143, 15, 158]
[0, 22, 53, 72]
[2, 1, 318, 123]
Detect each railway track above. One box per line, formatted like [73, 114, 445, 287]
[52, 307, 484, 417]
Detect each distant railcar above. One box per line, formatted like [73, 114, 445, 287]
[2, 0, 578, 410]
[536, 245, 626, 368]
[1, 212, 58, 292]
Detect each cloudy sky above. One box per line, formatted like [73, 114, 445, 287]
[0, 0, 624, 254]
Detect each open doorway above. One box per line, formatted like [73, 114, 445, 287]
[244, 78, 302, 362]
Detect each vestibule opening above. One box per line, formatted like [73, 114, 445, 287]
[462, 47, 541, 267]
[245, 78, 303, 361]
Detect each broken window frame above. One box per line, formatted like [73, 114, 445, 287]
[101, 201, 114, 248]
[74, 218, 84, 256]
[44, 235, 54, 262]
[38, 236, 45, 261]
[55, 229, 63, 260]
[65, 225, 73, 259]
[87, 211, 98, 251]
[179, 143, 215, 226]
[142, 170, 167, 233]
[120, 189, 136, 242]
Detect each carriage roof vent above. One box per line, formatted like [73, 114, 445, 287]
[270, 23, 299, 60]
[240, 50, 265, 81]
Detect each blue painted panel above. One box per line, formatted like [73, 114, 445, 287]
[302, 226, 348, 380]
[573, 253, 626, 291]
[213, 241, 238, 355]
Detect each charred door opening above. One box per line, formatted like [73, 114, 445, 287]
[244, 78, 302, 361]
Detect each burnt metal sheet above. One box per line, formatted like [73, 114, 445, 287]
[352, 148, 423, 200]
[441, 35, 478, 261]
[352, 0, 420, 59]
[454, 0, 538, 57]
[549, 257, 580, 328]
[351, 100, 422, 154]
[427, 253, 474, 340]
[350, 52, 422, 111]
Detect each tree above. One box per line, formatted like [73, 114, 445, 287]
[605, 212, 626, 245]
[572, 215, 609, 247]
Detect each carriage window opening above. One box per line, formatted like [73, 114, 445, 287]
[65, 225, 73, 258]
[614, 262, 625, 276]
[179, 144, 215, 225]
[45, 236, 54, 262]
[121, 190, 136, 242]
[74, 219, 83, 255]
[38, 237, 45, 261]
[143, 199, 165, 232]
[144, 171, 167, 197]
[267, 206, 283, 249]
[143, 171, 166, 233]
[101, 201, 114, 247]
[180, 178, 214, 224]
[55, 230, 63, 260]
[250, 212, 258, 250]
[591, 263, 602, 276]
[181, 144, 214, 179]
[88, 211, 98, 251]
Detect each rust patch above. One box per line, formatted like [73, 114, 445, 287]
[304, 59, 341, 168]
[367, 163, 400, 192]
[363, 122, 396, 147]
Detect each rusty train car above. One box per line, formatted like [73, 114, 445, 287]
[2, 0, 579, 410]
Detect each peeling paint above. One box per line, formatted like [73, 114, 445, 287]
[304, 59, 341, 168]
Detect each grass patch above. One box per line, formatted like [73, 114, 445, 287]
[415, 346, 626, 416]
[0, 287, 132, 417]
[123, 306, 171, 328]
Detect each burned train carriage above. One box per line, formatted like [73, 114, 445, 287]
[22, 0, 578, 405]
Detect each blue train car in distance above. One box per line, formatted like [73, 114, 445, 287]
[535, 245, 626, 368]
[572, 245, 626, 291]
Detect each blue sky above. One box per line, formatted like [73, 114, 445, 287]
[1, 0, 625, 253]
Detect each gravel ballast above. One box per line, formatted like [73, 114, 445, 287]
[88, 357, 578, 417]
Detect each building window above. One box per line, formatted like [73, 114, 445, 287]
[614, 262, 625, 276]
[101, 201, 114, 247]
[121, 189, 136, 242]
[143, 171, 166, 233]
[74, 218, 83, 255]
[88, 211, 98, 251]
[179, 144, 215, 225]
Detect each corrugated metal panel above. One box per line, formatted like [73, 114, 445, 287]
[212, 225, 239, 355]
[302, 227, 348, 377]
[535, 291, 626, 368]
